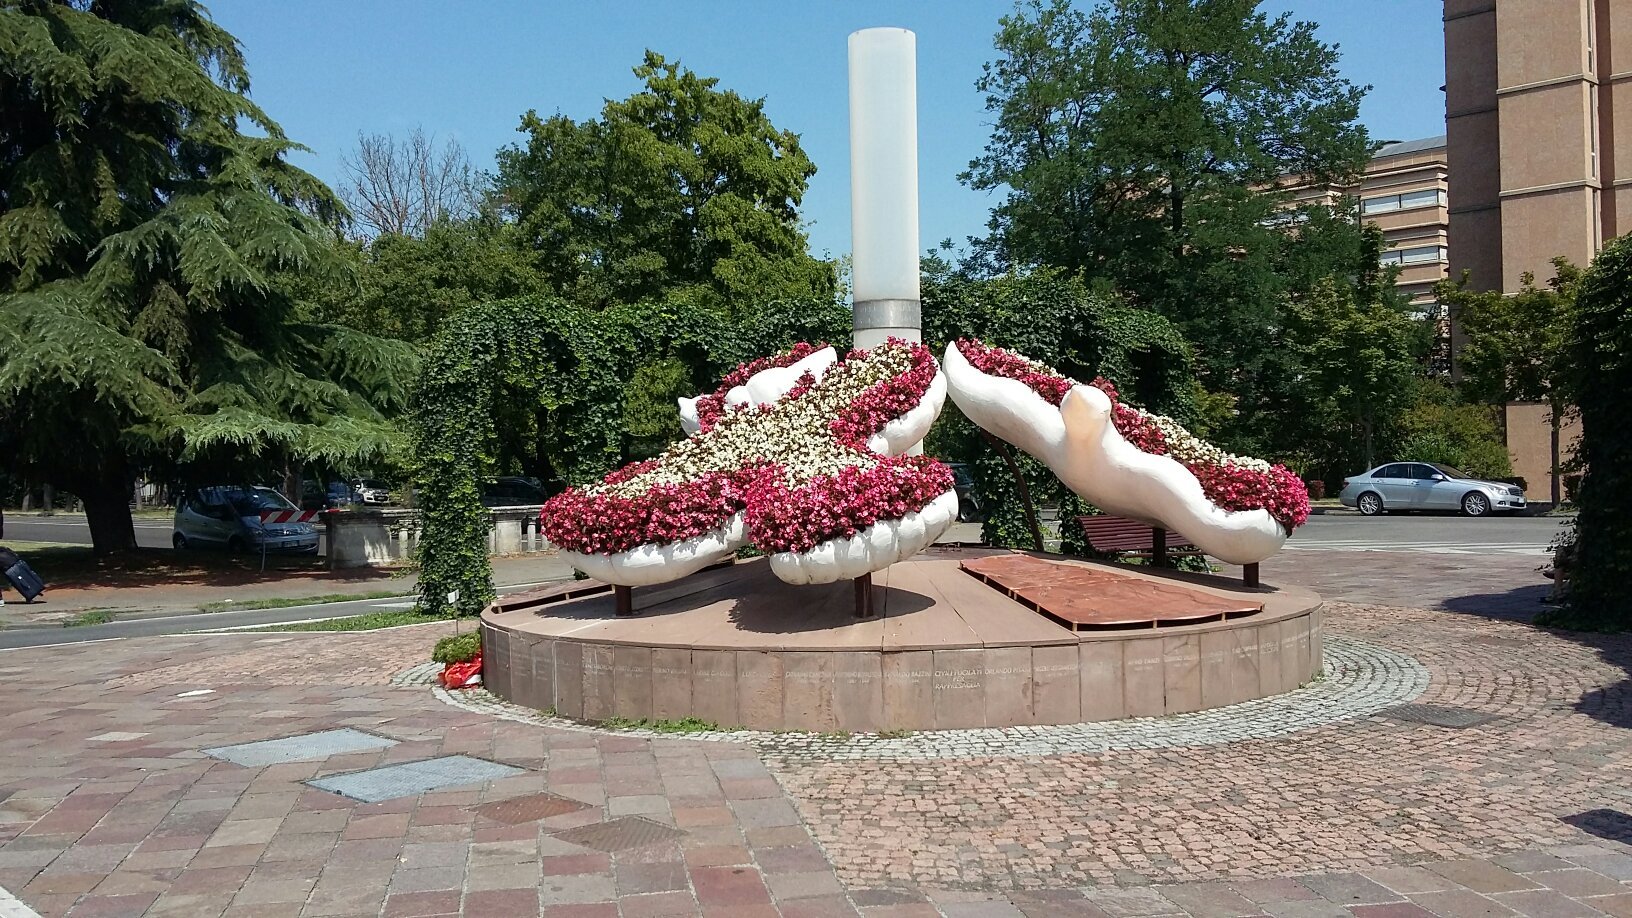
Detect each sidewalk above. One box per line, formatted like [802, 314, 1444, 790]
[0, 596, 1630, 916]
[0, 553, 576, 628]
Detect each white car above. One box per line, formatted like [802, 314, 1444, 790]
[350, 479, 393, 505]
[1338, 463, 1527, 517]
[173, 486, 319, 553]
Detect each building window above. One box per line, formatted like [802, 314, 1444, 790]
[1380, 245, 1447, 266]
[1361, 188, 1446, 214]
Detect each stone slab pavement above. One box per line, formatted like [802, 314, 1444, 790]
[1, 550, 1631, 917]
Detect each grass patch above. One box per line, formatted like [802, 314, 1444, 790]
[598, 716, 722, 734]
[199, 590, 403, 614]
[62, 609, 116, 628]
[874, 728, 914, 739]
[237, 609, 465, 632]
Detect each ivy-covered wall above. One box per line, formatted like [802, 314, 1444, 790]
[409, 295, 850, 615]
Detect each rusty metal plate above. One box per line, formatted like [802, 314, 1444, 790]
[471, 792, 590, 825]
[960, 555, 1262, 629]
[551, 816, 686, 852]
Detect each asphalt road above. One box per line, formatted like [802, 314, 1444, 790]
[5, 514, 174, 549]
[0, 579, 564, 651]
[1291, 510, 1569, 549]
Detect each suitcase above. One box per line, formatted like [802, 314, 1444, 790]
[3, 559, 44, 603]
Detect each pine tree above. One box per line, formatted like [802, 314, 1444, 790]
[0, 0, 415, 554]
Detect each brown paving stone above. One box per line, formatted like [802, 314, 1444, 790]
[1488, 889, 1607, 918]
[1364, 869, 1460, 896]
[1157, 882, 1266, 918]
[1407, 890, 1519, 918]
[1581, 895, 1632, 918]
[1531, 869, 1629, 898]
[1428, 863, 1543, 896]
[620, 889, 704, 917]
[381, 889, 462, 917]
[1348, 905, 1438, 918]
[689, 865, 773, 907]
[1300, 874, 1406, 906]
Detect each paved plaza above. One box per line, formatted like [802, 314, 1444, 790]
[3, 546, 1631, 917]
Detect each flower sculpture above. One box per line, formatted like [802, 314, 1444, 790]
[944, 339, 1309, 565]
[541, 340, 956, 586]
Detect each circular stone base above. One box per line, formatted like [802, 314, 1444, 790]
[480, 548, 1323, 732]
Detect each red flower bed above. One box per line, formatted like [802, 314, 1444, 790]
[829, 340, 939, 448]
[954, 339, 1310, 531]
[540, 469, 753, 555]
[541, 341, 952, 557]
[743, 456, 954, 554]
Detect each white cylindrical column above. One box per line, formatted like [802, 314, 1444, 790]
[848, 27, 920, 351]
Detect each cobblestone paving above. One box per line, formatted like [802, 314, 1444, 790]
[775, 602, 1632, 890]
[1, 595, 1631, 917]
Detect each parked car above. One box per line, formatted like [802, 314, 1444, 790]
[946, 462, 985, 522]
[173, 485, 319, 553]
[480, 476, 547, 507]
[349, 479, 393, 505]
[1338, 463, 1527, 517]
[300, 480, 353, 511]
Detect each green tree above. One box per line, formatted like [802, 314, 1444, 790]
[1554, 235, 1632, 629]
[1435, 260, 1579, 503]
[304, 218, 549, 342]
[963, 0, 1371, 389]
[1388, 380, 1512, 482]
[0, 0, 414, 553]
[494, 51, 836, 311]
[1281, 278, 1421, 475]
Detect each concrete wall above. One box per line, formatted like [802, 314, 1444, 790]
[325, 505, 549, 568]
[1504, 401, 1582, 502]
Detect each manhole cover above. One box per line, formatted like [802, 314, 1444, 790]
[472, 792, 590, 824]
[551, 816, 686, 853]
[205, 729, 397, 767]
[1381, 704, 1497, 728]
[307, 756, 524, 803]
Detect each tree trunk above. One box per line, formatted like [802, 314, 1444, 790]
[1361, 416, 1375, 472]
[1549, 405, 1562, 505]
[982, 430, 1045, 552]
[75, 462, 137, 556]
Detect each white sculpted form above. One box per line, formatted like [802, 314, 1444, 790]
[678, 347, 839, 436]
[943, 343, 1287, 566]
[867, 366, 945, 456]
[771, 489, 959, 584]
[561, 514, 748, 588]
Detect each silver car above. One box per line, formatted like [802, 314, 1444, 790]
[1338, 463, 1527, 517]
[173, 485, 320, 553]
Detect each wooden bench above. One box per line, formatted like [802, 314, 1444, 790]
[1077, 515, 1260, 588]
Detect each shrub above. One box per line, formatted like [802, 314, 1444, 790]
[432, 631, 481, 664]
[1555, 234, 1632, 629]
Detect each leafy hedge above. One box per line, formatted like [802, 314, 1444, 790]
[409, 295, 850, 615]
[1551, 235, 1632, 629]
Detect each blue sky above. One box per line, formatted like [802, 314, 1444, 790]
[213, 1, 1446, 261]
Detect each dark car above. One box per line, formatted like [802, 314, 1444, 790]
[946, 462, 985, 522]
[481, 476, 548, 507]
